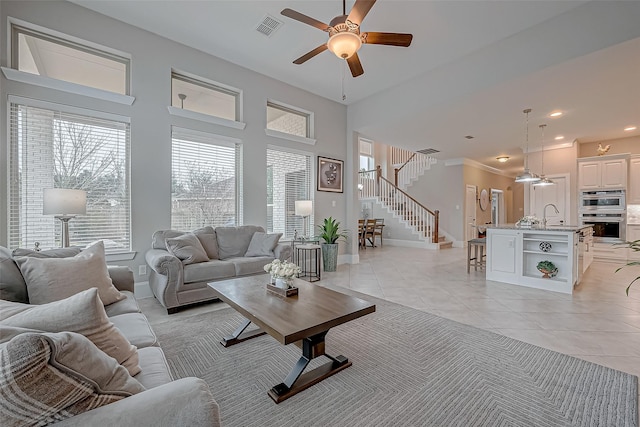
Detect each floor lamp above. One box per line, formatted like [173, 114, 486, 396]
[43, 188, 87, 248]
[294, 200, 313, 239]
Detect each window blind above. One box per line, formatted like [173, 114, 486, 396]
[171, 130, 242, 230]
[266, 148, 313, 239]
[8, 103, 131, 251]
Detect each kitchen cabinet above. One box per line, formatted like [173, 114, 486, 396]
[578, 156, 627, 190]
[629, 156, 640, 204]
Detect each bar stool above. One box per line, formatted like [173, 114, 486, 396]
[467, 237, 486, 273]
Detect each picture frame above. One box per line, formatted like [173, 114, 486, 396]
[317, 156, 343, 193]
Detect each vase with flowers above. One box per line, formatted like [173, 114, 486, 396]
[263, 259, 301, 289]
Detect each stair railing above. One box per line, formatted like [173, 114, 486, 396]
[394, 152, 416, 187]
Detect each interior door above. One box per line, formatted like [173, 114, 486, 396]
[530, 176, 567, 225]
[466, 185, 477, 241]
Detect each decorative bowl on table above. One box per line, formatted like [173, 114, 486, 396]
[537, 260, 558, 278]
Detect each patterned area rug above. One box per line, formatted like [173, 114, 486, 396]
[151, 295, 638, 427]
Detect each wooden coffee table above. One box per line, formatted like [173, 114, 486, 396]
[208, 275, 375, 403]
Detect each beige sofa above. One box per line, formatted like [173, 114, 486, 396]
[145, 225, 291, 313]
[0, 245, 221, 426]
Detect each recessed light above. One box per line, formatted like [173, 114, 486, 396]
[624, 126, 637, 131]
[496, 156, 509, 163]
[549, 111, 563, 117]
[554, 135, 564, 140]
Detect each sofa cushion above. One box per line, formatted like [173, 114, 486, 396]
[193, 227, 219, 260]
[215, 225, 265, 260]
[183, 260, 236, 284]
[245, 232, 282, 257]
[0, 288, 140, 376]
[0, 246, 28, 303]
[104, 291, 140, 317]
[228, 256, 276, 276]
[165, 233, 209, 265]
[151, 229, 185, 250]
[110, 313, 159, 349]
[134, 346, 174, 389]
[14, 241, 125, 306]
[0, 331, 144, 426]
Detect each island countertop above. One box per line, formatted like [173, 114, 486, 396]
[486, 224, 592, 232]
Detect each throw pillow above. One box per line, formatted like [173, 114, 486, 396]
[193, 226, 219, 259]
[12, 246, 82, 258]
[165, 233, 209, 265]
[0, 331, 144, 426]
[0, 288, 140, 376]
[14, 241, 125, 306]
[216, 225, 265, 259]
[0, 246, 28, 303]
[245, 232, 282, 257]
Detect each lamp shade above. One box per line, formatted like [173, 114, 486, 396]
[295, 200, 313, 217]
[327, 32, 362, 59]
[43, 189, 87, 215]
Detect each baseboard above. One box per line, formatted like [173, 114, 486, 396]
[134, 281, 153, 299]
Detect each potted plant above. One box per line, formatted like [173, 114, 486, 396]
[315, 217, 348, 272]
[615, 239, 639, 295]
[537, 260, 557, 279]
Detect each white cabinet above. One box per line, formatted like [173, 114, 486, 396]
[629, 156, 640, 204]
[578, 157, 627, 190]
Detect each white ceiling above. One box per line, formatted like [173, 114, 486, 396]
[71, 0, 640, 174]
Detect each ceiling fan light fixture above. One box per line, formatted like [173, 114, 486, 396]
[496, 156, 510, 163]
[327, 31, 362, 59]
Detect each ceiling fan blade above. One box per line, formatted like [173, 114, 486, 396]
[347, 53, 364, 77]
[347, 0, 376, 26]
[293, 44, 329, 65]
[362, 32, 413, 47]
[281, 8, 330, 32]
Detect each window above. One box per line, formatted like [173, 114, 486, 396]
[171, 129, 242, 230]
[11, 24, 130, 95]
[8, 101, 131, 251]
[266, 147, 313, 239]
[267, 101, 312, 139]
[171, 71, 241, 121]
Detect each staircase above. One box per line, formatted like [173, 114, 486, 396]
[391, 147, 437, 190]
[359, 168, 451, 249]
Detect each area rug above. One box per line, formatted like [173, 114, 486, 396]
[151, 295, 638, 427]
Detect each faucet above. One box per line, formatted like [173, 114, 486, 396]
[543, 203, 559, 227]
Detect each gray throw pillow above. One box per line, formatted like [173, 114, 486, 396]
[0, 246, 28, 303]
[14, 241, 125, 306]
[0, 331, 145, 426]
[245, 232, 282, 257]
[216, 225, 265, 259]
[165, 233, 209, 264]
[193, 227, 219, 259]
[0, 288, 140, 376]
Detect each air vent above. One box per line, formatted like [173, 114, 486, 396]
[465, 135, 474, 140]
[256, 15, 283, 37]
[417, 148, 440, 155]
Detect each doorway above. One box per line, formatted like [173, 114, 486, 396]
[465, 185, 477, 241]
[491, 189, 505, 225]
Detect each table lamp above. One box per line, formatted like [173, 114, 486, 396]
[294, 200, 313, 239]
[43, 188, 87, 247]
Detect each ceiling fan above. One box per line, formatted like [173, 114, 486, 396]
[281, 0, 413, 77]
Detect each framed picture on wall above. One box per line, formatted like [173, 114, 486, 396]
[317, 156, 343, 193]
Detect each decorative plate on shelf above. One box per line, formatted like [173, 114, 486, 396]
[539, 241, 552, 252]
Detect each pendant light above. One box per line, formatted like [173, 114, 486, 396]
[533, 124, 555, 187]
[515, 108, 541, 183]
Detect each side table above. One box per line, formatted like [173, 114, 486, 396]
[295, 244, 321, 282]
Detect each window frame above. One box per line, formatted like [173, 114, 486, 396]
[265, 99, 316, 145]
[6, 18, 133, 103]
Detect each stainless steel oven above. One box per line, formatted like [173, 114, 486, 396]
[579, 212, 626, 243]
[579, 190, 626, 212]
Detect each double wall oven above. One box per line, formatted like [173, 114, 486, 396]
[579, 190, 626, 242]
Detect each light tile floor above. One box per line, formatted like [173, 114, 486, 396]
[317, 246, 640, 379]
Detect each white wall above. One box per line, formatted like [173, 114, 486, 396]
[0, 1, 348, 279]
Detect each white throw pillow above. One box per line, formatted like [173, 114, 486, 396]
[165, 233, 209, 264]
[0, 288, 140, 376]
[14, 241, 125, 306]
[245, 232, 282, 257]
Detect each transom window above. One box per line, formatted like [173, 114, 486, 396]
[266, 147, 313, 239]
[8, 101, 131, 251]
[267, 101, 311, 139]
[171, 71, 241, 121]
[171, 129, 242, 230]
[11, 23, 130, 95]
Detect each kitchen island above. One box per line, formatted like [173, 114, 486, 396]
[485, 225, 593, 294]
